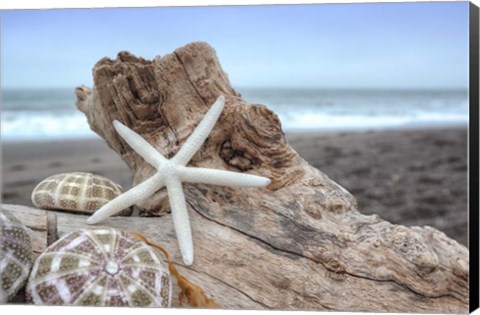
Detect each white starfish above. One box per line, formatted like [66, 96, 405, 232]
[86, 95, 270, 265]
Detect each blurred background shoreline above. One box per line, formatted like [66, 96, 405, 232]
[1, 87, 469, 142]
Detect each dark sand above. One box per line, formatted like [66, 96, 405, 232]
[1, 127, 468, 246]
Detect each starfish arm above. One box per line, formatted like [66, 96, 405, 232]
[113, 120, 168, 168]
[172, 95, 225, 166]
[86, 173, 165, 224]
[165, 177, 194, 265]
[179, 167, 271, 187]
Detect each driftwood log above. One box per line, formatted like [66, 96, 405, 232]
[3, 204, 254, 309]
[70, 42, 468, 312]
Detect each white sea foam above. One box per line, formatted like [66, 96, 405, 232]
[0, 88, 469, 142]
[276, 111, 468, 131]
[1, 111, 100, 142]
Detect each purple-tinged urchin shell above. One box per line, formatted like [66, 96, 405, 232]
[0, 209, 33, 303]
[26, 226, 171, 307]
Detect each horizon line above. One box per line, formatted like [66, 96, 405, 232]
[1, 85, 469, 91]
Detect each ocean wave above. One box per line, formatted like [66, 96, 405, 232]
[1, 112, 99, 142]
[0, 109, 468, 142]
[276, 111, 468, 131]
[1, 87, 468, 141]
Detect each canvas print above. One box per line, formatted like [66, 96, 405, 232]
[0, 1, 476, 313]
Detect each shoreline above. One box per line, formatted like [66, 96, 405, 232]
[0, 121, 468, 144]
[1, 127, 468, 247]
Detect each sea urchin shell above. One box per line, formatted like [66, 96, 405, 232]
[26, 227, 171, 307]
[0, 209, 33, 303]
[31, 172, 133, 216]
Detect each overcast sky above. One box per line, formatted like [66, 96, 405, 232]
[1, 2, 469, 89]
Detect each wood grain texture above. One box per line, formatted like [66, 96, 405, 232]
[4, 202, 468, 312]
[70, 42, 468, 312]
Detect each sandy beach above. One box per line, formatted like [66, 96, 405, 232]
[1, 127, 468, 246]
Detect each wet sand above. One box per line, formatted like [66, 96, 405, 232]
[1, 127, 468, 246]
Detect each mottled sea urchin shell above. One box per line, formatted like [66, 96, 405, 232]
[26, 227, 171, 307]
[0, 209, 33, 303]
[31, 172, 133, 216]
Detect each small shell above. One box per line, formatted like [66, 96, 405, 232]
[31, 172, 133, 216]
[0, 209, 33, 303]
[26, 227, 171, 307]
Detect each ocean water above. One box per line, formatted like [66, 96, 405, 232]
[0, 88, 468, 142]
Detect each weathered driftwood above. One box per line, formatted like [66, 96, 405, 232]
[3, 204, 261, 309]
[73, 42, 469, 312]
